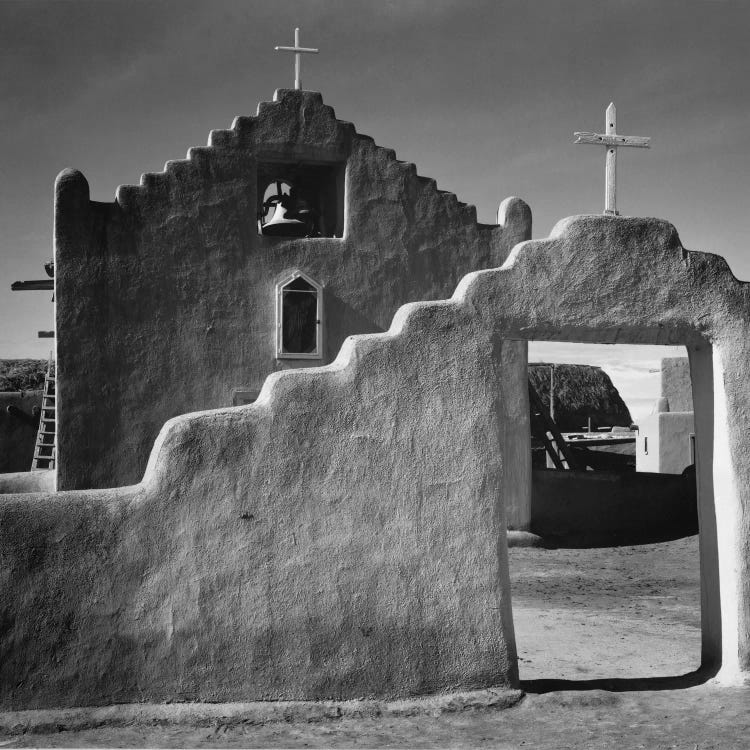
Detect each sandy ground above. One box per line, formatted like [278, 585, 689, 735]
[5, 534, 750, 749]
[512, 536, 701, 682]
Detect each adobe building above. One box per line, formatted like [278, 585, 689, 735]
[3, 88, 750, 712]
[53, 88, 531, 492]
[636, 357, 695, 474]
[2, 213, 750, 710]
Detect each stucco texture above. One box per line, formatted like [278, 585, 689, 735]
[0, 304, 523, 709]
[456, 215, 750, 681]
[0, 470, 54, 494]
[662, 357, 694, 412]
[55, 88, 530, 491]
[4, 213, 750, 709]
[0, 392, 42, 473]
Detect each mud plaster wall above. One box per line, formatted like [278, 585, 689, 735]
[662, 356, 694, 411]
[55, 88, 530, 491]
[636, 412, 695, 475]
[455, 215, 750, 681]
[531, 468, 697, 544]
[0, 298, 522, 709]
[0, 469, 55, 494]
[0, 392, 42, 473]
[5, 214, 750, 711]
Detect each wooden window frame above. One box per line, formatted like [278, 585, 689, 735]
[275, 270, 324, 360]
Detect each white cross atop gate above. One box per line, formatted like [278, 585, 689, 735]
[574, 103, 651, 215]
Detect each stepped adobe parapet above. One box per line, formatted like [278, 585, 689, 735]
[54, 88, 530, 490]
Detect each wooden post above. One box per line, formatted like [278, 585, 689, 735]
[294, 27, 300, 90]
[549, 364, 555, 422]
[605, 103, 617, 215]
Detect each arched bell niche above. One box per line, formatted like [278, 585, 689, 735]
[275, 270, 324, 359]
[257, 161, 344, 238]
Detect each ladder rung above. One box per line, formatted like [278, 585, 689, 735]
[32, 365, 56, 472]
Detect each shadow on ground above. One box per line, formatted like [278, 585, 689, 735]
[522, 665, 717, 694]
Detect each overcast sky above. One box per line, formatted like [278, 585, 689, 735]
[1, 0, 746, 416]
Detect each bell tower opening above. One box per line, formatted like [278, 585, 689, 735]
[257, 161, 344, 238]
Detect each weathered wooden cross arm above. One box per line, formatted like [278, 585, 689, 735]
[574, 132, 651, 148]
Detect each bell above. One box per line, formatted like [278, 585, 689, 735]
[261, 198, 308, 237]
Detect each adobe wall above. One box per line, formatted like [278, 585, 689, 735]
[0, 469, 55, 494]
[456, 215, 750, 680]
[55, 89, 530, 491]
[636, 357, 695, 474]
[4, 214, 750, 709]
[662, 357, 694, 411]
[636, 412, 694, 474]
[531, 468, 697, 545]
[0, 299, 521, 709]
[0, 391, 42, 473]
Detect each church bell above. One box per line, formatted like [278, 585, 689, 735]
[260, 193, 308, 237]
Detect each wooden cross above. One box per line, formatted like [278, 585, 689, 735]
[274, 28, 319, 91]
[574, 103, 650, 215]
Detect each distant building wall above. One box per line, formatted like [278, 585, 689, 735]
[55, 89, 531, 491]
[636, 357, 695, 474]
[662, 356, 693, 411]
[637, 412, 694, 474]
[0, 391, 42, 473]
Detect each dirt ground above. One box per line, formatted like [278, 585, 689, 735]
[5, 534, 750, 749]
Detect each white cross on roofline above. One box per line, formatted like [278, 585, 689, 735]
[274, 28, 319, 91]
[574, 103, 651, 216]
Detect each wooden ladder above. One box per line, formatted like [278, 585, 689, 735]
[528, 380, 581, 471]
[31, 357, 56, 471]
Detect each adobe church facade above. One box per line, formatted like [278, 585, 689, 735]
[2, 213, 750, 710]
[5, 86, 750, 712]
[54, 88, 531, 491]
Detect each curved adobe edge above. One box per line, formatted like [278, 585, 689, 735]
[142, 294, 468, 494]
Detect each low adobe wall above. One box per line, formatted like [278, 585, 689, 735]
[530, 468, 698, 546]
[4, 213, 750, 709]
[0, 391, 42, 473]
[0, 470, 55, 494]
[0, 301, 523, 710]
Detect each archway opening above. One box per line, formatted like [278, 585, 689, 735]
[509, 339, 717, 688]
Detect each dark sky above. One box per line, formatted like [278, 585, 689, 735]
[2, 0, 749, 359]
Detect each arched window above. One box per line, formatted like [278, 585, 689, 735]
[275, 271, 323, 359]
